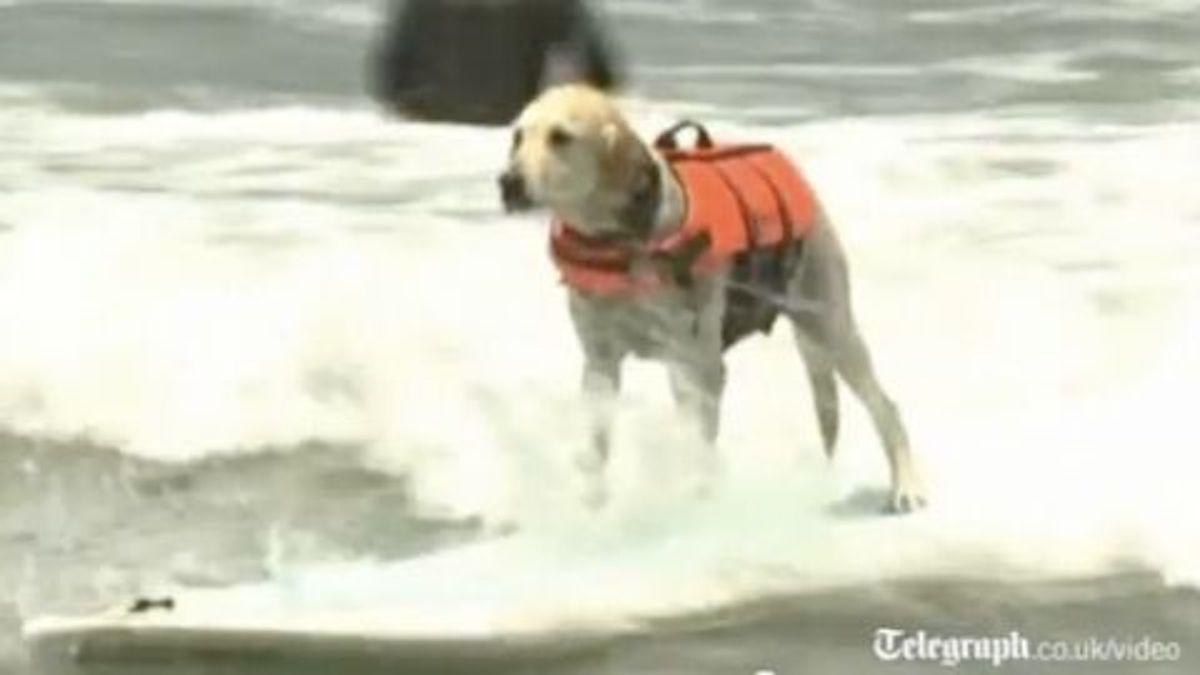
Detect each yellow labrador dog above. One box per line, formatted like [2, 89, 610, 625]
[499, 84, 925, 513]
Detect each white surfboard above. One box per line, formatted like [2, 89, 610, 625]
[24, 610, 615, 675]
[21, 535, 650, 675]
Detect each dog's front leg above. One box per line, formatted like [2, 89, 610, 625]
[667, 357, 724, 443]
[578, 355, 620, 507]
[665, 281, 727, 496]
[667, 353, 725, 497]
[581, 357, 620, 467]
[569, 294, 624, 507]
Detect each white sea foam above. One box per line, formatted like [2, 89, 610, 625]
[909, 0, 1197, 24]
[5, 97, 1200, 632]
[934, 51, 1099, 84]
[603, 0, 764, 25]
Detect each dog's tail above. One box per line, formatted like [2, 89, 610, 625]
[805, 360, 840, 457]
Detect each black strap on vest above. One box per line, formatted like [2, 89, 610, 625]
[649, 231, 713, 287]
[654, 120, 714, 151]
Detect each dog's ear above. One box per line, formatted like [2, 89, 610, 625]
[601, 122, 652, 193]
[601, 122, 660, 237]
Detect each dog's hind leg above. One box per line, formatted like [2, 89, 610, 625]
[829, 327, 925, 513]
[788, 222, 925, 513]
[791, 328, 840, 457]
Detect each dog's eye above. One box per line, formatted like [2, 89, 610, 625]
[511, 129, 523, 152]
[548, 127, 574, 149]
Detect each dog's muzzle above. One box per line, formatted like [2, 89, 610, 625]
[499, 168, 535, 213]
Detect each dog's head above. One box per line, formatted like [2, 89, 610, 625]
[499, 85, 659, 238]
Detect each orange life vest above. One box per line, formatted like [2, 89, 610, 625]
[549, 121, 821, 296]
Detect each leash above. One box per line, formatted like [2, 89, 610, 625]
[723, 277, 827, 316]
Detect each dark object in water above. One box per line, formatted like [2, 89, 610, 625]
[128, 597, 175, 614]
[369, 0, 622, 125]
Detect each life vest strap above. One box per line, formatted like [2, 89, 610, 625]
[654, 120, 714, 151]
[649, 230, 713, 286]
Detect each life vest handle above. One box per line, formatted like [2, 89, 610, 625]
[654, 120, 714, 151]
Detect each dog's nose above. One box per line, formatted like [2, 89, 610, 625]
[499, 169, 533, 213]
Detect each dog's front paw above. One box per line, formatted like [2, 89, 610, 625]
[887, 479, 927, 515]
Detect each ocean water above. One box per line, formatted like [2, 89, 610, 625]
[2, 0, 1200, 672]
